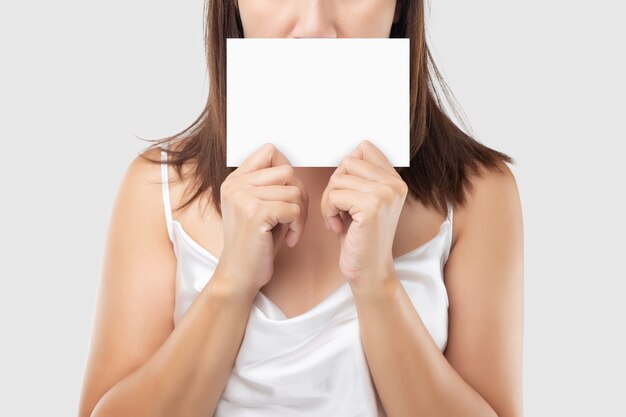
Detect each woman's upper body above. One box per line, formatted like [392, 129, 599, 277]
[161, 141, 456, 416]
[78, 137, 523, 416]
[78, 0, 524, 414]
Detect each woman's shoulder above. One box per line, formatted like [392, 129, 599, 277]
[128, 145, 164, 180]
[453, 161, 521, 248]
[127, 141, 197, 207]
[114, 146, 174, 243]
[136, 142, 223, 253]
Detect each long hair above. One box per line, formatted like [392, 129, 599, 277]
[139, 0, 514, 218]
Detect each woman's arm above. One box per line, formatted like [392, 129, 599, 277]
[78, 149, 256, 417]
[350, 163, 524, 417]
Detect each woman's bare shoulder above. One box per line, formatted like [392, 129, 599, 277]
[453, 161, 521, 243]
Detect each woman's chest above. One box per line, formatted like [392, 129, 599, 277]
[259, 251, 348, 319]
[173, 196, 450, 320]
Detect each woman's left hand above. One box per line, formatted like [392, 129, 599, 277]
[320, 140, 408, 290]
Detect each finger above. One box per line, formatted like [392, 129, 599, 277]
[350, 139, 396, 174]
[321, 174, 371, 233]
[260, 200, 306, 247]
[253, 185, 306, 206]
[252, 185, 303, 201]
[334, 155, 390, 183]
[240, 165, 309, 219]
[322, 189, 365, 234]
[243, 165, 302, 188]
[234, 143, 292, 176]
[327, 173, 379, 193]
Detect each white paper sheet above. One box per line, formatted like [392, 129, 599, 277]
[226, 38, 410, 167]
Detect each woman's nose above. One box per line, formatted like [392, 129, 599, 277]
[290, 0, 337, 39]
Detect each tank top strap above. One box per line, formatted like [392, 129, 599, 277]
[159, 144, 175, 244]
[442, 200, 454, 270]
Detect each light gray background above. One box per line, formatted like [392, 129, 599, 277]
[1, 1, 624, 416]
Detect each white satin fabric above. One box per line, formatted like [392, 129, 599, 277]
[160, 147, 452, 417]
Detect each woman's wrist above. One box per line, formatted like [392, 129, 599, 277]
[208, 265, 260, 306]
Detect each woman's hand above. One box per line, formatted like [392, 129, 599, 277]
[214, 143, 309, 298]
[320, 140, 408, 290]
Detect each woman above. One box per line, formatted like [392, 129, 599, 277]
[79, 1, 524, 416]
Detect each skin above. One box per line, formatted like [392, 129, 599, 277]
[236, 0, 401, 38]
[78, 1, 524, 416]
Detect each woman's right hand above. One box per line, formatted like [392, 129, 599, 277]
[212, 143, 309, 299]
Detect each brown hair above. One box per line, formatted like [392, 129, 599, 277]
[139, 0, 514, 218]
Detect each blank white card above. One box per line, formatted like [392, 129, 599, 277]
[226, 38, 410, 167]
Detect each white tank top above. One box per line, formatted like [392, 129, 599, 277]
[160, 146, 452, 417]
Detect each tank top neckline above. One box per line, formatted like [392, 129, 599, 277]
[170, 205, 452, 325]
[171, 208, 451, 266]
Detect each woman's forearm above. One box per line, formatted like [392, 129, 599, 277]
[90, 267, 256, 417]
[350, 274, 498, 417]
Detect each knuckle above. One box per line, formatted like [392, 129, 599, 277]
[263, 142, 277, 154]
[282, 164, 295, 178]
[328, 189, 337, 203]
[399, 182, 408, 197]
[387, 179, 407, 200]
[327, 188, 334, 200]
[220, 179, 230, 196]
[289, 185, 301, 199]
[220, 183, 236, 204]
[395, 178, 407, 193]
